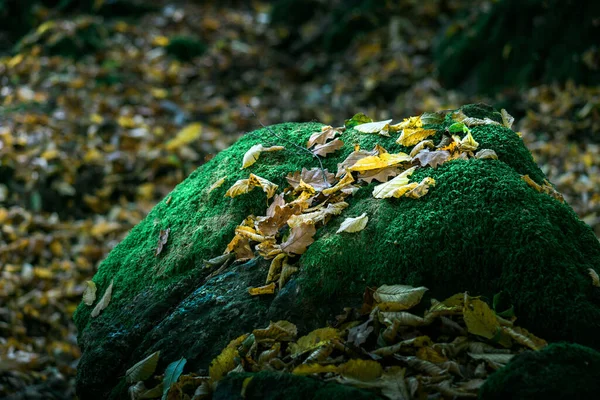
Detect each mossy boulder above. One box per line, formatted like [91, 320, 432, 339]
[479, 342, 600, 399]
[74, 104, 600, 398]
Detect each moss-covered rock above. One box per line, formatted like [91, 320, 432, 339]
[74, 104, 600, 398]
[479, 342, 600, 399]
[165, 36, 207, 62]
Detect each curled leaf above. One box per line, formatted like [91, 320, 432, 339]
[155, 228, 170, 256]
[405, 177, 435, 199]
[126, 351, 160, 383]
[475, 149, 498, 160]
[307, 126, 342, 148]
[459, 131, 479, 152]
[242, 144, 284, 169]
[412, 149, 450, 168]
[501, 109, 514, 129]
[409, 140, 435, 158]
[208, 176, 227, 193]
[91, 279, 113, 318]
[83, 280, 97, 306]
[286, 168, 335, 192]
[336, 213, 368, 233]
[589, 268, 600, 287]
[312, 138, 344, 157]
[248, 282, 276, 296]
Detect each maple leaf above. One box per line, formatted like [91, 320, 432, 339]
[347, 152, 410, 173]
[307, 126, 341, 148]
[280, 223, 316, 255]
[337, 213, 368, 233]
[312, 138, 344, 157]
[241, 144, 284, 169]
[412, 149, 451, 168]
[372, 166, 417, 198]
[286, 168, 335, 192]
[357, 167, 400, 183]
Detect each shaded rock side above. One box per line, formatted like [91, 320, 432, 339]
[74, 104, 600, 399]
[479, 342, 600, 400]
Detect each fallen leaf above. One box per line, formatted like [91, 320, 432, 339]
[208, 176, 227, 193]
[126, 351, 160, 383]
[589, 268, 600, 287]
[355, 119, 393, 135]
[280, 223, 316, 255]
[287, 202, 348, 228]
[248, 282, 276, 295]
[345, 113, 373, 128]
[409, 140, 435, 157]
[257, 204, 301, 237]
[165, 123, 202, 151]
[357, 167, 400, 183]
[521, 175, 543, 192]
[312, 138, 344, 157]
[448, 121, 469, 134]
[372, 166, 417, 198]
[337, 359, 383, 381]
[452, 110, 502, 128]
[463, 297, 500, 340]
[279, 263, 298, 289]
[501, 109, 514, 129]
[286, 168, 335, 192]
[396, 128, 437, 147]
[405, 177, 435, 199]
[322, 173, 355, 196]
[209, 335, 247, 383]
[337, 213, 368, 233]
[266, 253, 286, 284]
[83, 280, 97, 306]
[253, 320, 297, 342]
[459, 131, 479, 152]
[226, 174, 278, 199]
[420, 111, 447, 125]
[225, 235, 254, 260]
[412, 149, 451, 168]
[242, 144, 285, 169]
[348, 152, 411, 173]
[292, 363, 338, 375]
[289, 327, 340, 356]
[91, 279, 113, 317]
[248, 174, 278, 198]
[307, 126, 342, 148]
[155, 228, 171, 256]
[475, 149, 498, 160]
[373, 285, 428, 311]
[501, 326, 547, 351]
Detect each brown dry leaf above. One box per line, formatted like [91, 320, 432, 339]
[521, 175, 543, 192]
[348, 152, 411, 173]
[312, 138, 344, 157]
[242, 144, 285, 169]
[322, 173, 355, 196]
[412, 149, 451, 168]
[286, 168, 335, 192]
[83, 280, 97, 306]
[357, 167, 400, 183]
[91, 279, 113, 317]
[294, 180, 317, 195]
[256, 204, 301, 237]
[248, 282, 276, 296]
[280, 223, 316, 255]
[208, 176, 227, 193]
[589, 268, 600, 287]
[253, 320, 298, 342]
[225, 235, 254, 260]
[475, 149, 498, 160]
[405, 177, 436, 199]
[235, 225, 266, 243]
[307, 126, 342, 148]
[409, 140, 435, 157]
[397, 128, 437, 147]
[155, 228, 170, 256]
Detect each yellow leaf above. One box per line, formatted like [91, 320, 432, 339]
[416, 347, 448, 364]
[224, 179, 252, 198]
[208, 176, 227, 193]
[336, 213, 368, 233]
[248, 282, 276, 296]
[589, 268, 600, 287]
[83, 281, 97, 306]
[373, 284, 428, 310]
[404, 177, 435, 199]
[396, 128, 437, 147]
[266, 253, 286, 284]
[322, 173, 355, 196]
[126, 351, 160, 383]
[289, 327, 341, 356]
[295, 179, 316, 195]
[248, 174, 278, 199]
[372, 166, 417, 199]
[501, 326, 547, 351]
[348, 152, 410, 173]
[165, 123, 202, 151]
[279, 263, 298, 289]
[91, 280, 113, 317]
[459, 131, 479, 152]
[150, 88, 168, 99]
[225, 174, 278, 199]
[287, 202, 348, 228]
[336, 359, 383, 381]
[389, 115, 422, 131]
[521, 175, 542, 192]
[462, 297, 500, 340]
[409, 140, 435, 157]
[209, 334, 247, 382]
[253, 320, 298, 342]
[242, 144, 285, 169]
[501, 109, 515, 129]
[292, 363, 337, 375]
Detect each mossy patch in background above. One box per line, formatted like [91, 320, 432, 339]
[165, 35, 207, 62]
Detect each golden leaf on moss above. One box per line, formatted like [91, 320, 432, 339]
[348, 152, 411, 173]
[389, 115, 422, 132]
[209, 334, 248, 383]
[337, 359, 383, 381]
[541, 179, 565, 203]
[235, 225, 266, 243]
[307, 126, 342, 148]
[253, 320, 298, 342]
[286, 168, 335, 192]
[501, 109, 515, 129]
[165, 123, 202, 151]
[337, 213, 368, 234]
[336, 150, 376, 177]
[372, 166, 417, 199]
[459, 131, 479, 152]
[409, 139, 435, 157]
[91, 279, 113, 317]
[355, 119, 393, 135]
[475, 149, 498, 160]
[322, 173, 355, 196]
[463, 297, 500, 340]
[126, 351, 160, 383]
[373, 284, 428, 311]
[280, 223, 316, 255]
[248, 174, 278, 199]
[266, 253, 286, 284]
[412, 149, 451, 168]
[405, 177, 435, 199]
[589, 268, 600, 287]
[501, 326, 547, 351]
[289, 327, 341, 356]
[452, 110, 502, 128]
[224, 178, 253, 198]
[279, 263, 298, 289]
[357, 167, 400, 183]
[242, 144, 285, 169]
[396, 128, 437, 147]
[83, 280, 97, 306]
[155, 227, 170, 256]
[295, 179, 317, 195]
[248, 282, 276, 296]
[312, 138, 344, 157]
[287, 202, 348, 228]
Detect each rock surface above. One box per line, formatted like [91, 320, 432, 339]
[74, 104, 600, 398]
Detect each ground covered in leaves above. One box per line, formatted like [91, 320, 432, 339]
[1, 1, 599, 399]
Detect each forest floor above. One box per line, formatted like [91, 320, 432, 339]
[0, 1, 599, 398]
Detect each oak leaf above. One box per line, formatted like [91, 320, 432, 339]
[412, 149, 451, 168]
[312, 138, 344, 157]
[396, 128, 437, 147]
[322, 173, 355, 196]
[280, 223, 316, 255]
[286, 168, 335, 192]
[409, 140, 435, 157]
[307, 126, 342, 148]
[357, 167, 400, 183]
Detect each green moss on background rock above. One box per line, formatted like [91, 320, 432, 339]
[215, 371, 381, 400]
[435, 0, 600, 92]
[73, 104, 600, 398]
[165, 36, 207, 62]
[479, 342, 600, 400]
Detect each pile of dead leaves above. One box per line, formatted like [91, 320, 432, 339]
[125, 285, 547, 400]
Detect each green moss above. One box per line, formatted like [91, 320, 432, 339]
[479, 342, 600, 399]
[165, 36, 207, 61]
[215, 371, 381, 400]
